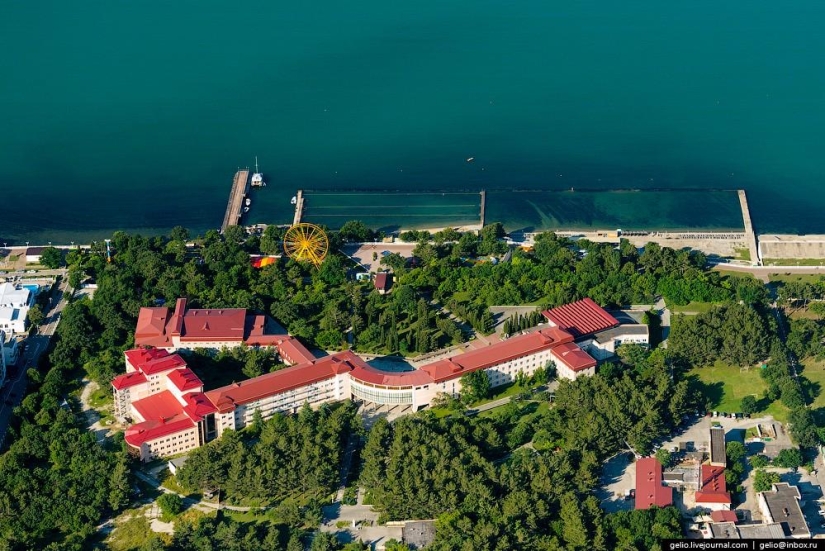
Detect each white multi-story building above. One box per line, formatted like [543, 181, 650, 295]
[0, 283, 33, 334]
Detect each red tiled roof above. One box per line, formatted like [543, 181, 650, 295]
[552, 342, 597, 372]
[111, 371, 147, 390]
[124, 414, 195, 448]
[350, 363, 434, 387]
[374, 272, 392, 291]
[180, 307, 246, 341]
[205, 351, 357, 413]
[420, 327, 574, 383]
[134, 308, 172, 347]
[696, 465, 731, 504]
[166, 368, 203, 392]
[131, 391, 185, 423]
[275, 337, 316, 365]
[541, 298, 619, 337]
[711, 510, 738, 523]
[136, 300, 294, 348]
[182, 392, 217, 421]
[124, 348, 187, 376]
[635, 457, 674, 510]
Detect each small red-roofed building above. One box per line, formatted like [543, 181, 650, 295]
[551, 341, 598, 380]
[635, 457, 674, 510]
[696, 465, 732, 511]
[374, 272, 392, 294]
[711, 510, 738, 523]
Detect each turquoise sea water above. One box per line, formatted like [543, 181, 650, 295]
[1, 2, 823, 243]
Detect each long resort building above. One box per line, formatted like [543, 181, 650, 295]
[119, 297, 644, 460]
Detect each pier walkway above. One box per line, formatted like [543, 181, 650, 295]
[221, 170, 249, 233]
[293, 190, 305, 226]
[738, 189, 760, 266]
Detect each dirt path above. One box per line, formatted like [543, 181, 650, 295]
[78, 379, 111, 442]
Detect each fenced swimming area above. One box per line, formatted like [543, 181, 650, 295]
[300, 190, 483, 231]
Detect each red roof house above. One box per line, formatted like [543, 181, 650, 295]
[374, 272, 393, 294]
[635, 457, 674, 510]
[541, 298, 619, 337]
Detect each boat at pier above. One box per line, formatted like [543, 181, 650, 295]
[245, 198, 251, 207]
[291, 196, 298, 205]
[251, 156, 266, 187]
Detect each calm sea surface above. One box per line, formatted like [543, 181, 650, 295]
[1, 1, 823, 244]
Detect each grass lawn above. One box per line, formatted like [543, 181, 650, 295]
[89, 386, 112, 408]
[686, 361, 788, 422]
[763, 259, 825, 267]
[717, 270, 756, 280]
[800, 358, 825, 410]
[670, 301, 716, 314]
[768, 273, 825, 284]
[733, 248, 751, 261]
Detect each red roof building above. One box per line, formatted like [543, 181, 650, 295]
[166, 368, 204, 393]
[635, 457, 674, 510]
[111, 371, 148, 390]
[124, 415, 196, 449]
[552, 341, 598, 372]
[421, 327, 576, 383]
[205, 351, 358, 414]
[124, 347, 187, 375]
[131, 391, 187, 423]
[541, 298, 619, 337]
[696, 465, 732, 509]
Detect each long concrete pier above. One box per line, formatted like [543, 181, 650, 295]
[292, 190, 305, 226]
[479, 190, 486, 230]
[738, 189, 760, 266]
[221, 170, 250, 233]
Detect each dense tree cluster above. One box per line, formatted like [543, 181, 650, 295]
[501, 310, 543, 337]
[394, 230, 747, 341]
[177, 402, 357, 505]
[0, 300, 131, 549]
[668, 304, 771, 367]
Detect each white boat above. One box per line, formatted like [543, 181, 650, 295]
[251, 156, 266, 187]
[466, 157, 475, 162]
[291, 196, 298, 205]
[245, 198, 251, 207]
[243, 206, 250, 213]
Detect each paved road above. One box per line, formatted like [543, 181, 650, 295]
[0, 273, 69, 447]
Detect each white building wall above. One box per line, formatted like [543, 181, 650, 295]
[139, 425, 200, 462]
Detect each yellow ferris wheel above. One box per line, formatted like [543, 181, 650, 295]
[283, 223, 329, 267]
